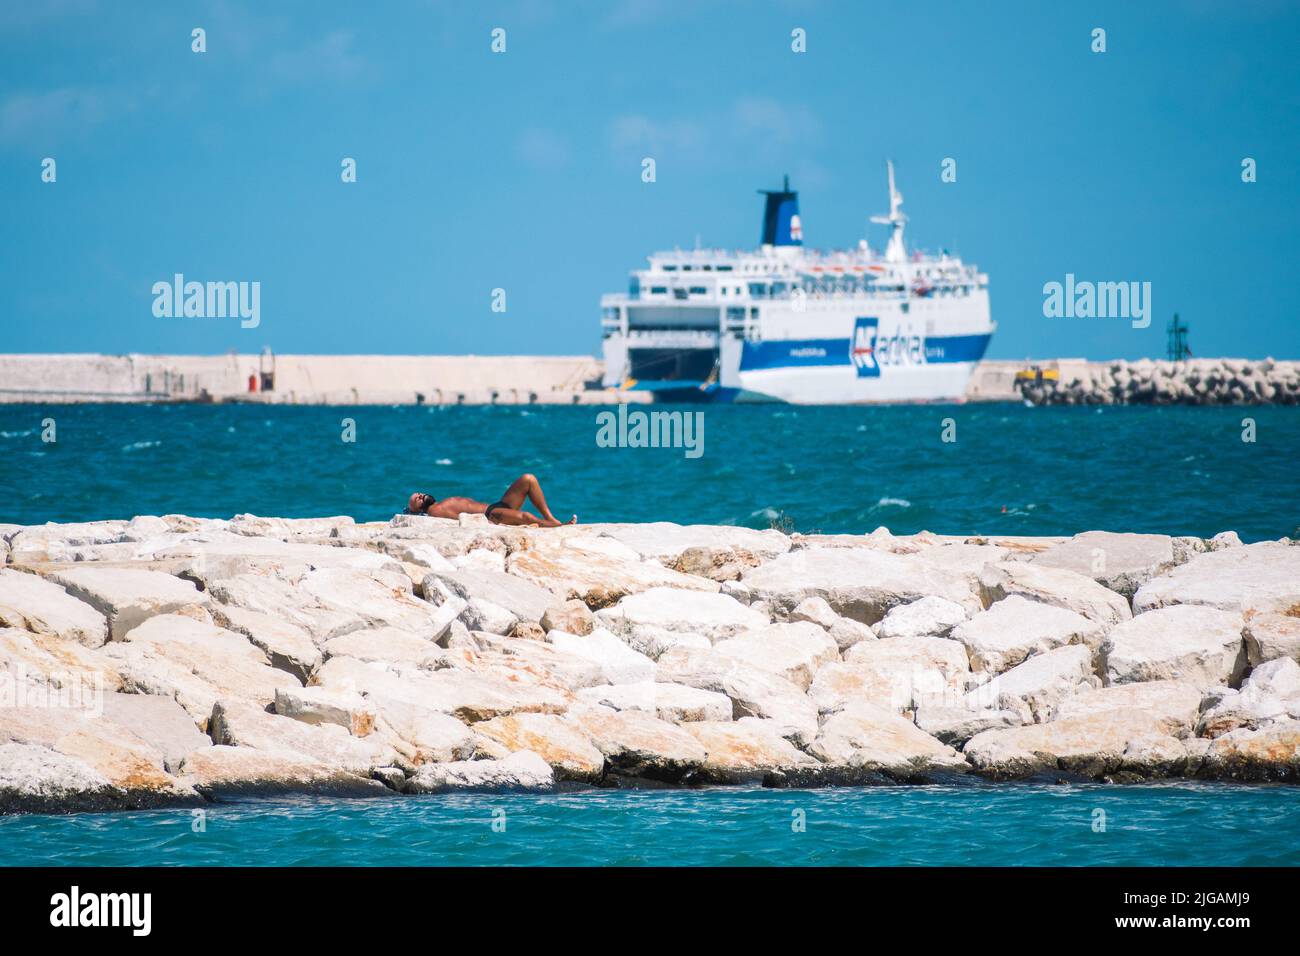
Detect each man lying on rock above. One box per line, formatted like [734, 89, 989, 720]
[406, 473, 577, 527]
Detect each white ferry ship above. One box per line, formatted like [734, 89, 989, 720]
[600, 163, 994, 403]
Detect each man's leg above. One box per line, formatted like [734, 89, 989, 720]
[498, 473, 574, 524]
[486, 506, 560, 528]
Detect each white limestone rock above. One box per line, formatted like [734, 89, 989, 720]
[599, 522, 792, 565]
[544, 626, 656, 685]
[99, 691, 213, 769]
[423, 568, 557, 625]
[962, 644, 1097, 722]
[685, 717, 819, 782]
[876, 596, 968, 640]
[541, 599, 596, 636]
[178, 745, 385, 798]
[472, 713, 605, 781]
[978, 561, 1131, 630]
[655, 645, 819, 745]
[810, 635, 972, 715]
[274, 685, 377, 737]
[209, 604, 321, 681]
[808, 702, 967, 776]
[1197, 658, 1300, 738]
[711, 621, 840, 692]
[1101, 605, 1246, 688]
[1053, 679, 1203, 738]
[0, 743, 118, 813]
[1199, 721, 1300, 780]
[104, 614, 302, 726]
[1244, 612, 1300, 666]
[964, 708, 1169, 779]
[323, 626, 440, 666]
[564, 704, 708, 781]
[1133, 542, 1300, 616]
[507, 534, 719, 608]
[913, 705, 1022, 747]
[594, 587, 767, 643]
[575, 681, 734, 723]
[0, 569, 110, 648]
[209, 698, 399, 773]
[950, 595, 1103, 674]
[1031, 531, 1177, 599]
[405, 750, 555, 793]
[298, 566, 453, 637]
[46, 566, 208, 642]
[740, 547, 977, 623]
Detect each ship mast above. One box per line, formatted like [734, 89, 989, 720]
[870, 160, 907, 263]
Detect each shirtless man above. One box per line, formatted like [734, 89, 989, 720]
[405, 473, 576, 527]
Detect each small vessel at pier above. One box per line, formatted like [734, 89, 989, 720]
[600, 163, 995, 403]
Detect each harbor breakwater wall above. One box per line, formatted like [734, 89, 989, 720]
[0, 353, 624, 406]
[1, 515, 1299, 813]
[1, 354, 1297, 405]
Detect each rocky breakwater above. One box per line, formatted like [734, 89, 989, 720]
[1020, 358, 1300, 405]
[2, 514, 1299, 813]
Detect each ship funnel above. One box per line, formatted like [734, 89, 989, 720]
[758, 175, 802, 247]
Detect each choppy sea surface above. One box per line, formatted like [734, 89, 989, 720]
[1, 403, 1297, 539]
[1, 784, 1298, 867]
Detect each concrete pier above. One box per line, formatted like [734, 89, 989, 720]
[1, 353, 1297, 405]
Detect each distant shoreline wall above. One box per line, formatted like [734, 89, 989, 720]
[1, 353, 1297, 405]
[0, 353, 630, 405]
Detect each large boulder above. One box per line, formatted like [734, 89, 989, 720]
[913, 705, 1022, 747]
[575, 681, 734, 723]
[876, 596, 968, 640]
[564, 704, 707, 782]
[808, 702, 967, 778]
[209, 604, 321, 681]
[454, 632, 607, 691]
[655, 646, 819, 745]
[544, 627, 656, 685]
[1199, 721, 1300, 781]
[711, 622, 840, 691]
[683, 717, 819, 783]
[313, 654, 569, 724]
[810, 635, 972, 714]
[297, 566, 455, 637]
[1197, 658, 1300, 738]
[472, 713, 605, 781]
[949, 595, 1102, 674]
[1031, 531, 1177, 598]
[0, 626, 123, 692]
[0, 569, 109, 648]
[964, 708, 1170, 779]
[1101, 606, 1246, 688]
[205, 573, 368, 642]
[274, 685, 377, 737]
[507, 535, 718, 608]
[46, 566, 209, 642]
[978, 562, 1131, 630]
[104, 614, 302, 726]
[598, 523, 792, 565]
[1245, 612, 1300, 666]
[595, 587, 767, 643]
[740, 547, 977, 623]
[209, 698, 399, 772]
[1133, 542, 1300, 616]
[405, 750, 555, 793]
[322, 626, 441, 666]
[0, 743, 121, 814]
[99, 692, 212, 769]
[178, 745, 386, 798]
[1053, 680, 1202, 738]
[962, 644, 1097, 722]
[422, 568, 558, 627]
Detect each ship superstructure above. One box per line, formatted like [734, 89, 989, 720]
[600, 163, 994, 403]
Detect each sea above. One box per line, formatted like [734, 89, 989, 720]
[2, 403, 1297, 539]
[1, 401, 1298, 866]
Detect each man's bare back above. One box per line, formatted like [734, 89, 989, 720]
[406, 473, 576, 528]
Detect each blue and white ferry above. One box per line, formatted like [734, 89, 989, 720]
[600, 163, 994, 403]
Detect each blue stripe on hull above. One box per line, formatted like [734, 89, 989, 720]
[741, 332, 992, 371]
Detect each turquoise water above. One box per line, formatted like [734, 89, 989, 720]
[1, 784, 1297, 866]
[2, 403, 1297, 539]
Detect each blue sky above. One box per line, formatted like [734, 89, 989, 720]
[1, 0, 1297, 360]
